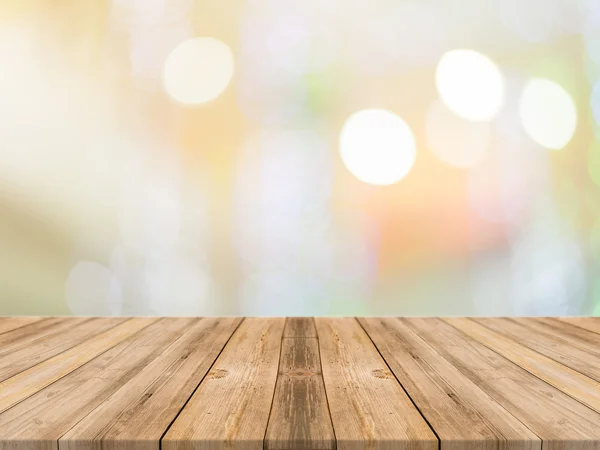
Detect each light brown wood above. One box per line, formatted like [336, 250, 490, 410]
[446, 317, 600, 414]
[283, 317, 317, 338]
[404, 318, 600, 450]
[0, 317, 125, 382]
[0, 318, 190, 450]
[0, 317, 89, 360]
[59, 317, 242, 450]
[162, 318, 285, 450]
[0, 317, 70, 349]
[358, 317, 540, 450]
[265, 318, 335, 450]
[530, 317, 600, 349]
[315, 318, 437, 450]
[475, 317, 600, 383]
[556, 317, 600, 335]
[0, 316, 43, 335]
[2, 316, 600, 450]
[0, 317, 156, 414]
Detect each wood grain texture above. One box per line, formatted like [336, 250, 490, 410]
[447, 317, 600, 414]
[0, 316, 43, 335]
[529, 317, 600, 349]
[59, 317, 242, 450]
[0, 317, 71, 350]
[0, 317, 125, 382]
[283, 317, 317, 338]
[359, 317, 540, 450]
[0, 317, 156, 414]
[475, 317, 600, 383]
[0, 318, 90, 358]
[315, 318, 437, 450]
[0, 318, 190, 450]
[406, 318, 600, 450]
[162, 318, 285, 450]
[265, 318, 335, 450]
[2, 316, 600, 450]
[556, 317, 600, 335]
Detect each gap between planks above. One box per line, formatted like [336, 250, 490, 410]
[156, 317, 246, 449]
[355, 318, 443, 446]
[444, 318, 600, 415]
[4, 317, 600, 450]
[263, 318, 336, 450]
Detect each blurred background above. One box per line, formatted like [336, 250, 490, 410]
[1, 0, 599, 317]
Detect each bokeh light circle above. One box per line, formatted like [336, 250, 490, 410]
[163, 37, 234, 105]
[518, 78, 577, 150]
[339, 109, 416, 186]
[435, 49, 505, 121]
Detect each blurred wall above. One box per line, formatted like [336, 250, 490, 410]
[0, 0, 599, 316]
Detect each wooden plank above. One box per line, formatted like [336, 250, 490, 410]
[359, 317, 540, 450]
[0, 318, 91, 363]
[0, 317, 43, 335]
[474, 317, 600, 383]
[530, 318, 600, 347]
[0, 318, 192, 450]
[0, 317, 156, 414]
[4, 316, 600, 450]
[283, 317, 317, 338]
[446, 318, 600, 414]
[162, 318, 285, 450]
[315, 318, 437, 450]
[0, 317, 125, 382]
[59, 317, 242, 450]
[265, 318, 335, 450]
[403, 318, 600, 450]
[556, 317, 600, 335]
[0, 317, 71, 349]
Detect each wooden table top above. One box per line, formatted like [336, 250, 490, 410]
[1, 317, 600, 450]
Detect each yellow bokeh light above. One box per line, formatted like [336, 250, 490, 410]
[519, 78, 577, 150]
[163, 37, 234, 105]
[435, 49, 505, 121]
[339, 109, 416, 186]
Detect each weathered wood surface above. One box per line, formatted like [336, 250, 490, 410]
[162, 317, 285, 450]
[358, 317, 540, 450]
[1, 316, 600, 450]
[316, 317, 437, 450]
[265, 318, 334, 450]
[0, 316, 43, 335]
[0, 317, 125, 382]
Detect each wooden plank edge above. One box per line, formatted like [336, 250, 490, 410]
[355, 317, 442, 448]
[156, 317, 247, 449]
